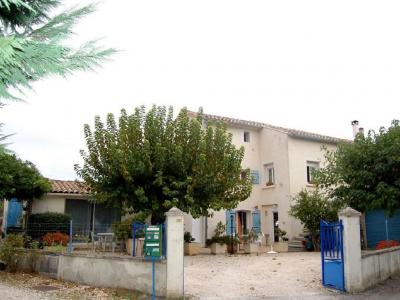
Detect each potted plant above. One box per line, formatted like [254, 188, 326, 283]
[184, 232, 200, 256]
[243, 229, 259, 254]
[273, 228, 289, 252]
[112, 212, 148, 256]
[207, 222, 229, 254]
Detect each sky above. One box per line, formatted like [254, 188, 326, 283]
[1, 0, 400, 180]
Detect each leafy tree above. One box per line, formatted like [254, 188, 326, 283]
[289, 189, 338, 250]
[75, 106, 252, 224]
[0, 0, 115, 100]
[315, 120, 400, 216]
[0, 152, 51, 225]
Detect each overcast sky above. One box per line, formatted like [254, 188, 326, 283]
[1, 0, 399, 180]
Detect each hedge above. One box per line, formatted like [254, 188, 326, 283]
[27, 212, 71, 239]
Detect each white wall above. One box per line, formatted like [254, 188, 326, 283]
[259, 128, 292, 238]
[361, 247, 400, 290]
[31, 194, 91, 214]
[287, 137, 337, 238]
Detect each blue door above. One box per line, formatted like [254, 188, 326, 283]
[252, 210, 261, 234]
[320, 220, 345, 292]
[226, 210, 236, 235]
[7, 198, 23, 228]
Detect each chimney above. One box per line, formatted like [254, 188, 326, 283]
[351, 120, 359, 139]
[359, 127, 364, 135]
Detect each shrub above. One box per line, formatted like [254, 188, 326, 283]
[27, 212, 71, 239]
[42, 231, 69, 246]
[0, 234, 24, 272]
[112, 212, 149, 241]
[376, 240, 400, 250]
[205, 221, 239, 246]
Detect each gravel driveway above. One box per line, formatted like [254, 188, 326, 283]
[184, 252, 400, 300]
[185, 252, 330, 299]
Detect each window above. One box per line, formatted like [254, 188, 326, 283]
[240, 171, 248, 181]
[244, 131, 250, 143]
[251, 170, 260, 184]
[264, 163, 275, 186]
[306, 161, 320, 184]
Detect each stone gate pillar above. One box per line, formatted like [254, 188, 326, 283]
[339, 207, 363, 292]
[165, 207, 184, 298]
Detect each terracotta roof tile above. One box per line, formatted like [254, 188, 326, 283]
[188, 111, 350, 144]
[49, 179, 90, 195]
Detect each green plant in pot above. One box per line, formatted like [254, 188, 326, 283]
[184, 231, 200, 256]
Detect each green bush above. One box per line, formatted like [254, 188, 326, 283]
[27, 212, 71, 239]
[112, 212, 149, 241]
[205, 221, 239, 246]
[0, 234, 24, 272]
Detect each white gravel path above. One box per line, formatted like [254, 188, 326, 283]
[0, 281, 51, 300]
[184, 252, 337, 299]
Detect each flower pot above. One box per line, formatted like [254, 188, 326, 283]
[273, 242, 289, 253]
[210, 243, 226, 255]
[244, 242, 259, 254]
[184, 242, 200, 256]
[126, 238, 145, 256]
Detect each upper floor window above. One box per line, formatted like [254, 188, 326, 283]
[244, 131, 250, 143]
[306, 161, 319, 184]
[264, 163, 275, 186]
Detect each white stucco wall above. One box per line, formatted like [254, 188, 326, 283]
[361, 247, 400, 290]
[259, 128, 291, 239]
[287, 137, 337, 238]
[31, 194, 90, 214]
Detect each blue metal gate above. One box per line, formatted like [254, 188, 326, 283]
[320, 220, 345, 292]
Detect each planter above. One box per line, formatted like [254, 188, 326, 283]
[126, 238, 144, 256]
[210, 243, 226, 255]
[184, 242, 200, 256]
[244, 242, 259, 254]
[273, 242, 289, 253]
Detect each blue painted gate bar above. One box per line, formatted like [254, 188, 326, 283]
[320, 220, 345, 292]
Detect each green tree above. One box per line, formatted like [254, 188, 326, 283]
[315, 120, 400, 216]
[289, 189, 338, 250]
[0, 152, 51, 224]
[0, 0, 115, 100]
[75, 106, 252, 224]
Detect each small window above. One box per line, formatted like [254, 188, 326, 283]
[240, 171, 248, 180]
[244, 131, 250, 143]
[264, 163, 275, 186]
[306, 161, 319, 184]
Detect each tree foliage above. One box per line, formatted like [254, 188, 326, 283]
[0, 0, 115, 100]
[315, 120, 400, 216]
[75, 106, 252, 223]
[289, 189, 338, 250]
[0, 152, 50, 200]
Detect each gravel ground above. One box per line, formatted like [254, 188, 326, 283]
[184, 251, 400, 300]
[0, 271, 149, 299]
[184, 252, 330, 299]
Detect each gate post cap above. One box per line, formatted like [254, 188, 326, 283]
[165, 207, 184, 217]
[339, 207, 361, 217]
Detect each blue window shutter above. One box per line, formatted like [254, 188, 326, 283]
[226, 210, 236, 235]
[252, 210, 261, 234]
[251, 170, 260, 184]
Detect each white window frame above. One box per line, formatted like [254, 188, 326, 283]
[264, 163, 275, 186]
[306, 161, 320, 184]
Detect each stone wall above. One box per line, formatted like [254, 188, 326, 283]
[361, 246, 400, 290]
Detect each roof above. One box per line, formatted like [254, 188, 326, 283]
[49, 179, 90, 195]
[187, 111, 350, 144]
